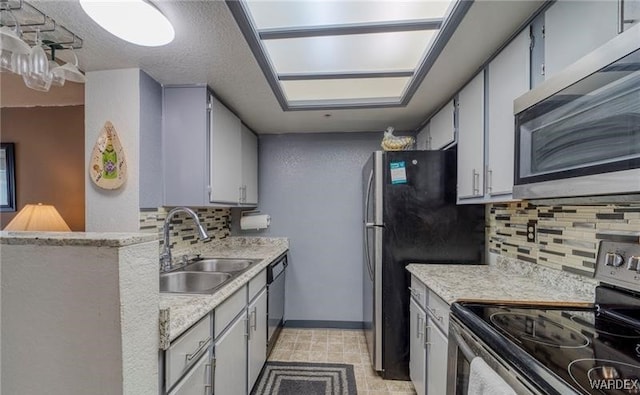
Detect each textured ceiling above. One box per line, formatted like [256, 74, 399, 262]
[29, 0, 544, 134]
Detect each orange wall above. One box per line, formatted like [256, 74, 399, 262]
[0, 106, 85, 231]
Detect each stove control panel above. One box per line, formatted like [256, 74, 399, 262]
[596, 241, 640, 291]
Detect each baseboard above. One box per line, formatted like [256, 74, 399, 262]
[284, 320, 364, 329]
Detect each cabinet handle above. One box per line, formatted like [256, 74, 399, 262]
[417, 316, 424, 339]
[472, 169, 480, 195]
[185, 337, 211, 362]
[427, 135, 433, 150]
[243, 186, 247, 202]
[427, 306, 443, 322]
[487, 169, 492, 193]
[204, 361, 212, 395]
[408, 287, 421, 300]
[239, 186, 243, 204]
[251, 307, 257, 331]
[425, 325, 431, 348]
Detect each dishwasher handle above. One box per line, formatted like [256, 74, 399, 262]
[267, 254, 288, 283]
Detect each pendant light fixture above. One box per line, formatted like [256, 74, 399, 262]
[79, 0, 174, 47]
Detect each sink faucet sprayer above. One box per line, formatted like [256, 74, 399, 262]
[160, 207, 210, 272]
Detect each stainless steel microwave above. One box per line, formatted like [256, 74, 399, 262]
[513, 24, 640, 199]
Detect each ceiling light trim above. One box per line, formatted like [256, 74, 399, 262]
[226, 0, 468, 111]
[401, 0, 473, 105]
[278, 70, 414, 81]
[226, 0, 290, 111]
[258, 18, 443, 40]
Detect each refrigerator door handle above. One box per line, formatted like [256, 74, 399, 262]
[364, 170, 375, 281]
[364, 225, 374, 280]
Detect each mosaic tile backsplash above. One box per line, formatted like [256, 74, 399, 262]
[139, 207, 231, 255]
[488, 202, 640, 277]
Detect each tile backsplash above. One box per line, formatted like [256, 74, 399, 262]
[139, 207, 231, 255]
[488, 202, 640, 277]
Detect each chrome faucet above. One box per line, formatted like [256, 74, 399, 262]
[160, 207, 210, 272]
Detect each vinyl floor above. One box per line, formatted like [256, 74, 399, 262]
[268, 328, 417, 395]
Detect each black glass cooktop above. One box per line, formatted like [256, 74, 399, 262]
[459, 302, 640, 395]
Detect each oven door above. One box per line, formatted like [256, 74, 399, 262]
[447, 317, 541, 395]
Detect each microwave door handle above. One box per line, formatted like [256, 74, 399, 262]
[452, 329, 477, 362]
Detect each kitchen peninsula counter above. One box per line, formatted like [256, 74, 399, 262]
[159, 237, 288, 349]
[406, 256, 597, 306]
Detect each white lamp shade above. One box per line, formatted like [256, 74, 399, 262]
[4, 203, 71, 231]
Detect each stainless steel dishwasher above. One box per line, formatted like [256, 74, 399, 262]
[266, 253, 287, 356]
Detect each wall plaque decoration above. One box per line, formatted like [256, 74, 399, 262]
[89, 121, 127, 190]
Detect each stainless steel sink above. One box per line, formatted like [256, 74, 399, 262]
[160, 272, 232, 294]
[182, 258, 258, 273]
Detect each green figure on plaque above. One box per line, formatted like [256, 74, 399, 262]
[102, 134, 118, 179]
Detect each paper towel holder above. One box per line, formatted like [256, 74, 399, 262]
[240, 210, 270, 231]
[241, 210, 261, 217]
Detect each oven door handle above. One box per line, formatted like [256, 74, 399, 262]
[452, 328, 477, 362]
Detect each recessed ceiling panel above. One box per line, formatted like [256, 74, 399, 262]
[245, 0, 454, 29]
[264, 30, 438, 74]
[281, 77, 410, 101]
[227, 0, 471, 110]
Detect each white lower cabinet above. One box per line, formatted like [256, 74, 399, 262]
[409, 297, 427, 395]
[409, 276, 450, 395]
[168, 352, 213, 395]
[426, 317, 448, 395]
[247, 288, 268, 392]
[163, 269, 272, 395]
[213, 312, 248, 395]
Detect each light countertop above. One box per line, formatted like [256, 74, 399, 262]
[406, 257, 596, 307]
[0, 231, 157, 247]
[159, 237, 288, 349]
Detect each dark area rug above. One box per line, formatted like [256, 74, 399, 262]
[251, 361, 358, 395]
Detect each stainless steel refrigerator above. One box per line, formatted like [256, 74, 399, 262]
[362, 150, 485, 380]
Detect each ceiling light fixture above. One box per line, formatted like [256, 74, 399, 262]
[79, 0, 174, 47]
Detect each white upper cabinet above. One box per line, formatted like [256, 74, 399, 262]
[457, 71, 485, 200]
[544, 0, 618, 79]
[209, 96, 243, 204]
[486, 30, 530, 197]
[163, 86, 210, 207]
[241, 125, 258, 206]
[429, 100, 455, 150]
[163, 87, 259, 207]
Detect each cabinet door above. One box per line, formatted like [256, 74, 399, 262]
[457, 71, 485, 200]
[544, 0, 618, 79]
[409, 298, 426, 395]
[426, 320, 448, 395]
[168, 352, 212, 395]
[248, 289, 267, 392]
[163, 86, 208, 207]
[241, 125, 258, 206]
[210, 96, 242, 204]
[429, 100, 455, 150]
[213, 312, 247, 395]
[487, 30, 530, 197]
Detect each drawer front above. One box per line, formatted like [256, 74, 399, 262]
[166, 314, 212, 391]
[215, 285, 247, 338]
[168, 351, 212, 395]
[248, 269, 266, 302]
[427, 290, 449, 333]
[409, 275, 427, 309]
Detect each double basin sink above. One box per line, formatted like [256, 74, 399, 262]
[160, 258, 259, 294]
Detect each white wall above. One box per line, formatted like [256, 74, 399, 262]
[85, 69, 141, 231]
[1, 240, 158, 395]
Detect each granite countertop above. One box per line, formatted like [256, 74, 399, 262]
[406, 258, 596, 307]
[0, 231, 157, 247]
[159, 237, 289, 349]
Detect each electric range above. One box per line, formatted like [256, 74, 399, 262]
[448, 240, 640, 395]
